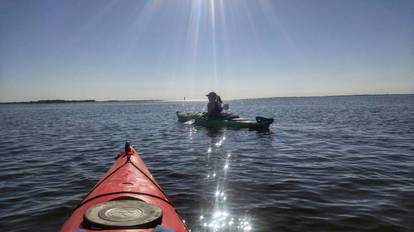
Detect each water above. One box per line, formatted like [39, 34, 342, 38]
[0, 95, 413, 232]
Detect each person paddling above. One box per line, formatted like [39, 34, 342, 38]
[204, 92, 239, 120]
[205, 92, 223, 118]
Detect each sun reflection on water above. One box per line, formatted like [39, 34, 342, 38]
[215, 136, 226, 147]
[199, 212, 252, 231]
[197, 131, 253, 232]
[187, 126, 198, 141]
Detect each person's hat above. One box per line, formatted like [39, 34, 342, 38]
[206, 92, 217, 97]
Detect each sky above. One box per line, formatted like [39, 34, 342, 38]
[0, 0, 413, 102]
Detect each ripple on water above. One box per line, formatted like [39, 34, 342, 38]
[0, 96, 413, 231]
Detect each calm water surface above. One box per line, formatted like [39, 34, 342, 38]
[0, 95, 413, 232]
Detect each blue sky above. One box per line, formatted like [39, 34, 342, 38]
[0, 0, 413, 101]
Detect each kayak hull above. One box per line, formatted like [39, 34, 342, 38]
[176, 111, 273, 130]
[60, 147, 187, 232]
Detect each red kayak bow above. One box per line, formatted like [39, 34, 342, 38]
[60, 142, 188, 232]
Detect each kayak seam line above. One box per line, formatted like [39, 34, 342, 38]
[129, 158, 189, 230]
[129, 160, 167, 197]
[72, 154, 169, 213]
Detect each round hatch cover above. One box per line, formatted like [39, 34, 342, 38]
[84, 200, 162, 229]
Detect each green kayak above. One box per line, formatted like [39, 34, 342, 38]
[176, 111, 273, 130]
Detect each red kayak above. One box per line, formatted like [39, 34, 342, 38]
[60, 143, 188, 232]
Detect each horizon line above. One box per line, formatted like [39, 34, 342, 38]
[1, 93, 413, 104]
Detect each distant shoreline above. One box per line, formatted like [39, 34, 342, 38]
[0, 99, 163, 104]
[0, 94, 412, 104]
[0, 99, 97, 104]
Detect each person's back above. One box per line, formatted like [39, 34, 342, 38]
[206, 92, 223, 118]
[207, 101, 222, 117]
